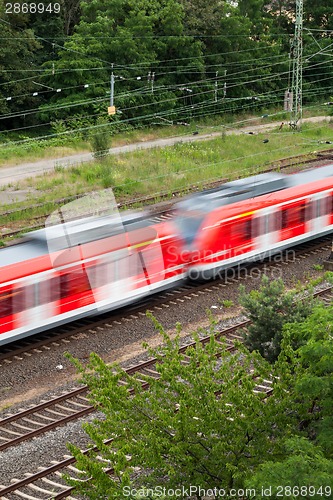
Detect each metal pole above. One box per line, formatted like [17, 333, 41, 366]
[110, 64, 114, 107]
[223, 70, 227, 99]
[214, 71, 218, 102]
[290, 0, 303, 129]
[151, 72, 155, 94]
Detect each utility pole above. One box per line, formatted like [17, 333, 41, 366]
[214, 71, 218, 102]
[223, 70, 227, 99]
[290, 0, 303, 129]
[108, 63, 116, 115]
[148, 71, 155, 94]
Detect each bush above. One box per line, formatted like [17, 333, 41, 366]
[90, 117, 111, 159]
[239, 276, 316, 363]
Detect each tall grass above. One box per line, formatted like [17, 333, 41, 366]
[0, 121, 332, 233]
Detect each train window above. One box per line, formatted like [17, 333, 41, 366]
[89, 261, 113, 288]
[70, 268, 91, 295]
[232, 219, 252, 241]
[60, 274, 70, 298]
[270, 211, 281, 232]
[0, 291, 12, 318]
[299, 203, 306, 223]
[60, 267, 91, 299]
[0, 286, 33, 318]
[281, 208, 288, 229]
[39, 277, 61, 304]
[304, 202, 313, 221]
[129, 252, 143, 277]
[323, 194, 333, 216]
[13, 286, 34, 313]
[175, 215, 204, 245]
[282, 204, 306, 228]
[316, 198, 322, 217]
[244, 219, 252, 240]
[252, 217, 261, 238]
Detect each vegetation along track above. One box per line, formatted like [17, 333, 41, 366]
[0, 321, 272, 499]
[1, 150, 333, 241]
[0, 284, 332, 499]
[1, 235, 331, 366]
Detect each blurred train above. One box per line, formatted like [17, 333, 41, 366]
[1, 163, 333, 346]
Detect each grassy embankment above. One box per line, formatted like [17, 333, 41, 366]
[0, 115, 332, 238]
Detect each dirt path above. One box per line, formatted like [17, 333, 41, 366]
[0, 116, 330, 189]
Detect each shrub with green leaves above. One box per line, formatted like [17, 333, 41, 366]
[239, 275, 316, 363]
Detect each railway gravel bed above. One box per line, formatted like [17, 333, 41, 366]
[0, 240, 332, 491]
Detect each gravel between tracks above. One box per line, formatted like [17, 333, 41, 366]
[0, 245, 331, 486]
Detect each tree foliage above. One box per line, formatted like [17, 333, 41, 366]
[285, 304, 333, 458]
[65, 289, 333, 499]
[247, 303, 333, 498]
[66, 316, 295, 498]
[1, 0, 332, 134]
[239, 275, 316, 362]
[0, 1, 41, 122]
[246, 437, 333, 499]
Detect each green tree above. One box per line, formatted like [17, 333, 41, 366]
[285, 304, 333, 458]
[61, 0, 82, 35]
[66, 316, 294, 498]
[239, 275, 316, 363]
[304, 0, 333, 31]
[247, 304, 333, 497]
[40, 0, 203, 124]
[246, 437, 333, 499]
[0, 1, 41, 126]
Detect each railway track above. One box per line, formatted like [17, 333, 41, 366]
[2, 149, 333, 241]
[0, 234, 331, 366]
[1, 284, 332, 499]
[0, 320, 248, 453]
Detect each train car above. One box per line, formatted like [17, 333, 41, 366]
[2, 164, 333, 346]
[174, 164, 333, 279]
[0, 212, 186, 346]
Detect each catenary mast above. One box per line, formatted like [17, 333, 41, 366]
[290, 0, 303, 129]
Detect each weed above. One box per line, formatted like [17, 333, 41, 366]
[219, 299, 234, 308]
[54, 164, 65, 174]
[0, 403, 13, 411]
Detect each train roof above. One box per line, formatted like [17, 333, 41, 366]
[0, 240, 47, 268]
[0, 210, 150, 269]
[176, 164, 333, 215]
[204, 173, 333, 224]
[29, 211, 150, 248]
[175, 172, 289, 213]
[288, 163, 333, 186]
